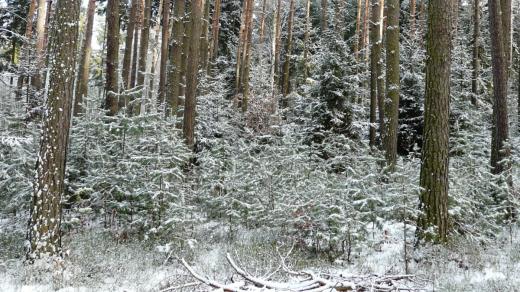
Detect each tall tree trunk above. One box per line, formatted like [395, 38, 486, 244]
[167, 0, 185, 117]
[361, 0, 370, 60]
[27, 0, 80, 260]
[199, 0, 210, 72]
[384, 0, 399, 170]
[471, 0, 480, 104]
[417, 0, 453, 243]
[500, 0, 512, 71]
[16, 0, 37, 99]
[240, 0, 254, 112]
[136, 0, 151, 115]
[31, 0, 48, 90]
[105, 0, 120, 116]
[123, 0, 139, 89]
[149, 0, 164, 106]
[158, 0, 170, 106]
[303, 0, 311, 80]
[183, 0, 203, 149]
[234, 0, 249, 102]
[271, 0, 282, 98]
[369, 0, 383, 147]
[259, 0, 267, 43]
[489, 0, 512, 183]
[130, 0, 143, 88]
[354, 0, 362, 61]
[321, 0, 328, 32]
[208, 0, 221, 65]
[282, 0, 295, 99]
[74, 0, 96, 116]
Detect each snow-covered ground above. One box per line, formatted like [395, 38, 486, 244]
[1, 215, 519, 291]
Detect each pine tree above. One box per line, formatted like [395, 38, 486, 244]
[123, 0, 140, 89]
[183, 0, 204, 149]
[384, 0, 399, 170]
[158, 0, 171, 105]
[369, 0, 383, 147]
[471, 0, 480, 104]
[167, 0, 185, 118]
[27, 0, 80, 259]
[416, 0, 453, 243]
[105, 0, 120, 116]
[74, 0, 96, 116]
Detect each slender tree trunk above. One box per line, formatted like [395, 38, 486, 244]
[321, 0, 328, 32]
[361, 0, 370, 60]
[105, 0, 120, 116]
[259, 0, 267, 43]
[471, 0, 480, 105]
[149, 0, 164, 106]
[369, 0, 384, 147]
[183, 0, 204, 149]
[235, 0, 249, 102]
[240, 0, 254, 112]
[31, 0, 48, 90]
[10, 40, 16, 85]
[354, 0, 362, 61]
[417, 0, 453, 243]
[16, 0, 37, 99]
[27, 0, 80, 260]
[272, 0, 282, 98]
[282, 0, 295, 99]
[410, 0, 416, 34]
[500, 0, 512, 71]
[180, 3, 192, 99]
[199, 0, 210, 71]
[167, 0, 185, 117]
[489, 0, 512, 183]
[123, 0, 139, 89]
[130, 0, 143, 88]
[303, 0, 311, 80]
[384, 0, 399, 170]
[209, 0, 221, 65]
[74, 0, 96, 116]
[136, 0, 151, 115]
[159, 0, 171, 105]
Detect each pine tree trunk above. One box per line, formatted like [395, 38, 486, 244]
[240, 0, 254, 112]
[199, 0, 210, 72]
[105, 0, 120, 116]
[259, 0, 267, 43]
[234, 0, 249, 102]
[167, 0, 185, 118]
[282, 0, 295, 99]
[158, 0, 170, 106]
[180, 3, 192, 99]
[500, 0, 512, 71]
[489, 0, 512, 182]
[471, 0, 480, 104]
[31, 0, 47, 91]
[303, 0, 312, 80]
[74, 0, 96, 116]
[417, 0, 453, 243]
[272, 0, 282, 98]
[123, 0, 139, 89]
[208, 0, 221, 65]
[16, 0, 37, 99]
[183, 0, 203, 149]
[384, 0, 399, 171]
[130, 0, 143, 88]
[27, 0, 80, 260]
[321, 0, 328, 32]
[369, 0, 383, 147]
[361, 0, 369, 60]
[135, 0, 151, 115]
[354, 0, 362, 61]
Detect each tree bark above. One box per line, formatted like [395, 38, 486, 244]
[16, 0, 37, 99]
[135, 0, 151, 115]
[130, 0, 143, 88]
[199, 0, 210, 72]
[321, 0, 328, 32]
[384, 0, 399, 170]
[159, 0, 171, 105]
[208, 0, 221, 65]
[303, 0, 312, 80]
[183, 0, 204, 149]
[417, 0, 453, 243]
[74, 0, 96, 116]
[259, 0, 267, 43]
[361, 0, 370, 61]
[471, 0, 480, 104]
[27, 0, 80, 260]
[489, 0, 512, 182]
[167, 0, 185, 118]
[105, 0, 120, 116]
[282, 0, 295, 98]
[31, 0, 48, 90]
[271, 0, 282, 98]
[369, 0, 384, 147]
[240, 0, 254, 112]
[123, 0, 139, 89]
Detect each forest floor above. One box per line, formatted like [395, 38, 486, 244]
[1, 214, 519, 291]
